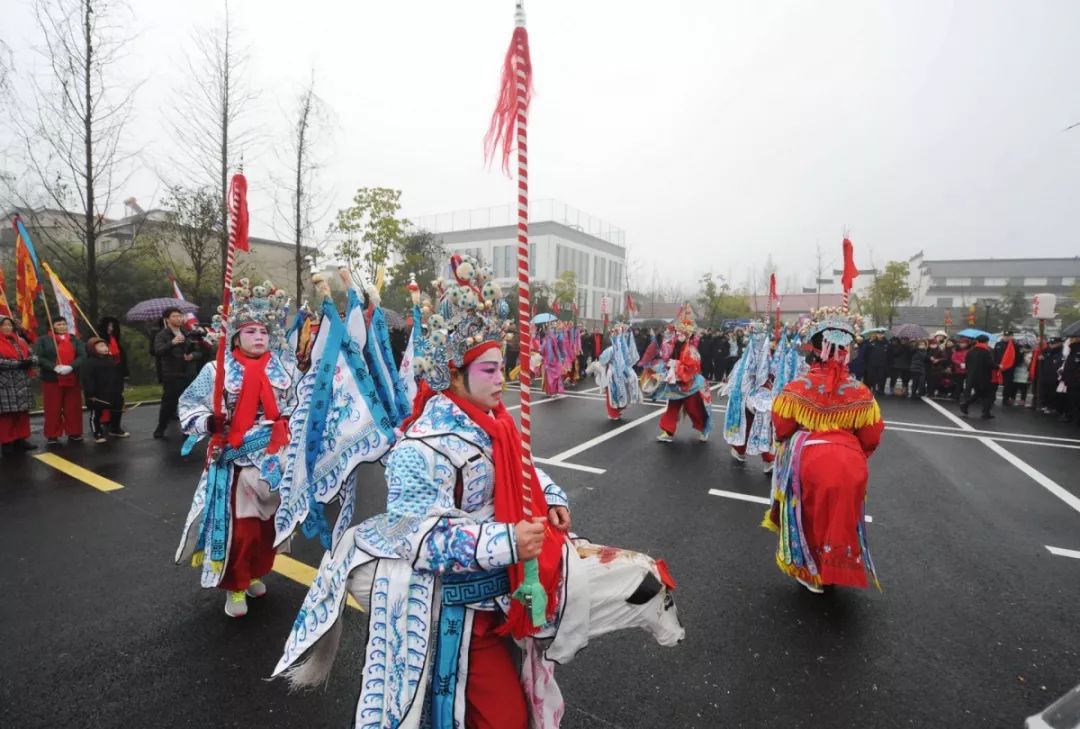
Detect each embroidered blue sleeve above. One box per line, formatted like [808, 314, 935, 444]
[537, 467, 569, 510]
[386, 441, 510, 574]
[178, 363, 216, 436]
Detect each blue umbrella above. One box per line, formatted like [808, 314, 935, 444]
[955, 328, 990, 339]
[532, 312, 557, 325]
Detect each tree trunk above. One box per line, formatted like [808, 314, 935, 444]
[83, 0, 99, 322]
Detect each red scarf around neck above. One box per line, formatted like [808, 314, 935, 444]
[441, 389, 563, 638]
[0, 332, 29, 360]
[228, 351, 283, 449]
[108, 336, 122, 363]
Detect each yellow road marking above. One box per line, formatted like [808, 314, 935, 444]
[29, 456, 356, 611]
[273, 554, 362, 611]
[34, 452, 124, 492]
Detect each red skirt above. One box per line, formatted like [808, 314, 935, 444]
[0, 411, 30, 444]
[798, 432, 870, 589]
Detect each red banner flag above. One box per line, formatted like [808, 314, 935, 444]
[841, 238, 858, 292]
[228, 173, 250, 253]
[0, 265, 11, 318]
[14, 227, 40, 334]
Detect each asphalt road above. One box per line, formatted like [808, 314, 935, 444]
[3, 384, 1079, 729]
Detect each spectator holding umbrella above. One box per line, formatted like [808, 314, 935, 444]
[0, 316, 38, 455]
[153, 307, 206, 439]
[33, 318, 87, 444]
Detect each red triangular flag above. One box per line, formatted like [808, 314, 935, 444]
[841, 238, 858, 292]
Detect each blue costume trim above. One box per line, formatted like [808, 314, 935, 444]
[196, 429, 272, 562]
[432, 570, 510, 728]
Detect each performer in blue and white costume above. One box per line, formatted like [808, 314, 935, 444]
[274, 255, 684, 729]
[723, 323, 805, 474]
[588, 322, 642, 421]
[174, 279, 300, 618]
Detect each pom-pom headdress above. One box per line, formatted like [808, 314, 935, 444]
[411, 254, 513, 391]
[799, 306, 864, 363]
[674, 303, 698, 336]
[213, 277, 291, 349]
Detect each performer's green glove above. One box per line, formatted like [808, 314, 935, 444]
[512, 558, 548, 628]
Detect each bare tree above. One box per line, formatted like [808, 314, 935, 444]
[168, 1, 256, 287]
[158, 185, 222, 304]
[272, 73, 332, 303]
[9, 0, 142, 321]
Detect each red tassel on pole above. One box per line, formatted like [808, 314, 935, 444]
[484, 26, 532, 175]
[841, 237, 858, 312]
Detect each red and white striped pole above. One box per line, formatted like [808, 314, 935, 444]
[512, 2, 536, 514]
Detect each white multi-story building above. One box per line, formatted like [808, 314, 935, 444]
[410, 200, 627, 321]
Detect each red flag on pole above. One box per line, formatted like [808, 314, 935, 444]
[841, 238, 858, 292]
[228, 174, 250, 253]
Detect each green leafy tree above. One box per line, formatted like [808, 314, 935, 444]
[1056, 284, 1080, 327]
[382, 230, 445, 314]
[159, 185, 223, 305]
[866, 261, 912, 327]
[334, 187, 409, 281]
[1000, 288, 1027, 330]
[697, 273, 750, 327]
[552, 271, 577, 318]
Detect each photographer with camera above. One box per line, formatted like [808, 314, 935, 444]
[153, 307, 206, 439]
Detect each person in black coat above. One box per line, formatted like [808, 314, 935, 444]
[81, 337, 128, 441]
[1061, 336, 1080, 425]
[960, 334, 997, 419]
[886, 337, 912, 395]
[1037, 339, 1065, 415]
[865, 334, 889, 394]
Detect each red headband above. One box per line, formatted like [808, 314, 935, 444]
[455, 340, 502, 369]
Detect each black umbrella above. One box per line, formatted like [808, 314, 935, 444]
[125, 297, 199, 323]
[1061, 319, 1080, 338]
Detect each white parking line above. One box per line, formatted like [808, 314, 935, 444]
[922, 397, 1080, 516]
[708, 488, 874, 522]
[1046, 546, 1080, 559]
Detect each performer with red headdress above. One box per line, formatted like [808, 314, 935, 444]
[763, 305, 885, 593]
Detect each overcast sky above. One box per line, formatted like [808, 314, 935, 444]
[3, 0, 1080, 292]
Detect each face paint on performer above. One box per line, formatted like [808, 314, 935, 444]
[453, 347, 504, 411]
[236, 323, 269, 357]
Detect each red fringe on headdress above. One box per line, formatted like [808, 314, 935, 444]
[483, 26, 532, 175]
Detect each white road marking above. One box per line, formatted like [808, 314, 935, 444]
[708, 488, 874, 522]
[922, 396, 1080, 516]
[545, 409, 666, 462]
[532, 457, 606, 475]
[886, 426, 1080, 450]
[708, 488, 768, 505]
[506, 394, 566, 412]
[885, 419, 1080, 445]
[1046, 546, 1080, 559]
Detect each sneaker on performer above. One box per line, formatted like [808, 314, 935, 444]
[729, 447, 746, 462]
[797, 577, 824, 594]
[46, 438, 60, 446]
[656, 432, 673, 443]
[763, 461, 774, 475]
[94, 432, 107, 444]
[246, 579, 268, 599]
[225, 590, 248, 618]
[698, 432, 709, 443]
[109, 430, 130, 438]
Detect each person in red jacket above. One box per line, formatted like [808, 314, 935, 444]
[32, 318, 86, 444]
[764, 310, 885, 593]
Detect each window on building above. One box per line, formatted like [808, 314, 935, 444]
[1024, 277, 1048, 286]
[1063, 277, 1076, 286]
[983, 277, 1007, 287]
[944, 277, 971, 287]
